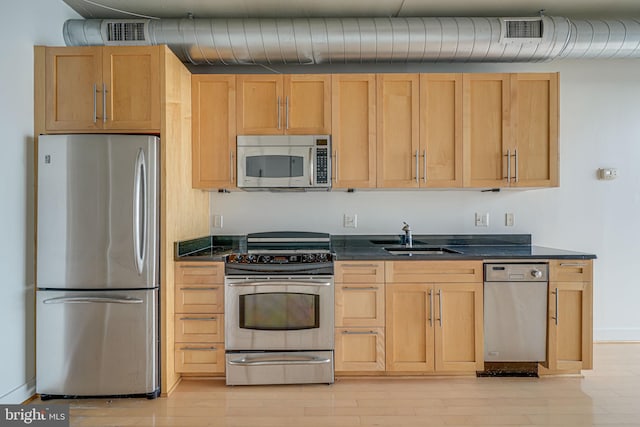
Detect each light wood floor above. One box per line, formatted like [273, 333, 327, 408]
[34, 343, 640, 426]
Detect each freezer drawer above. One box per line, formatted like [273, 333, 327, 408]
[36, 289, 158, 397]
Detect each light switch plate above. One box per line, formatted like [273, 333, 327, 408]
[343, 214, 358, 228]
[475, 212, 489, 227]
[213, 214, 223, 228]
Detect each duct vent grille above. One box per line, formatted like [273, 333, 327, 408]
[501, 19, 544, 43]
[102, 20, 150, 45]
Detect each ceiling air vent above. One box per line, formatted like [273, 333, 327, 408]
[101, 20, 150, 46]
[500, 18, 544, 43]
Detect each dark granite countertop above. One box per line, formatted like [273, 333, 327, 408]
[175, 234, 596, 262]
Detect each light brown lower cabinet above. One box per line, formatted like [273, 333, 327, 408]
[545, 260, 593, 371]
[175, 344, 226, 374]
[334, 261, 386, 372]
[174, 262, 225, 374]
[385, 282, 484, 373]
[335, 327, 385, 372]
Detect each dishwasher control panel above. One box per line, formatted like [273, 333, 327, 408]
[484, 263, 548, 282]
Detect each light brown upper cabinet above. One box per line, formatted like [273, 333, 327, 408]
[420, 74, 464, 188]
[191, 75, 236, 189]
[510, 73, 559, 187]
[463, 73, 559, 188]
[331, 74, 377, 188]
[236, 75, 331, 135]
[45, 46, 160, 132]
[376, 74, 421, 188]
[462, 73, 511, 188]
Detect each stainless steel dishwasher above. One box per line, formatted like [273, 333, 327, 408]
[484, 263, 548, 362]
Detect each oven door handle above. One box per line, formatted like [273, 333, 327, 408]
[228, 355, 332, 366]
[226, 281, 332, 287]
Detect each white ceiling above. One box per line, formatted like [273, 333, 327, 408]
[63, 0, 640, 19]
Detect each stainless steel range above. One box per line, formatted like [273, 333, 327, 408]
[224, 232, 335, 385]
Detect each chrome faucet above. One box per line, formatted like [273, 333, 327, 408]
[401, 222, 413, 248]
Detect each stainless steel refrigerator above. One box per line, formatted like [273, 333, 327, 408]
[36, 134, 160, 399]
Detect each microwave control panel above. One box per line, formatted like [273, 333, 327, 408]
[315, 138, 330, 185]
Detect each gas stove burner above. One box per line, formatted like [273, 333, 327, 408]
[225, 231, 334, 275]
[227, 252, 333, 265]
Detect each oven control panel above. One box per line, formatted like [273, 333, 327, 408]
[227, 253, 333, 264]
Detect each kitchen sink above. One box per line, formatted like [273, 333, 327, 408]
[384, 246, 463, 256]
[370, 239, 429, 245]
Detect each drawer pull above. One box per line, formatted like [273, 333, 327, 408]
[339, 264, 380, 268]
[342, 286, 378, 291]
[559, 263, 586, 267]
[180, 286, 219, 291]
[180, 265, 221, 269]
[341, 330, 378, 335]
[181, 346, 217, 351]
[180, 317, 217, 321]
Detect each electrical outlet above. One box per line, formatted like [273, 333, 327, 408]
[505, 213, 514, 227]
[213, 214, 223, 228]
[475, 212, 489, 227]
[343, 214, 358, 228]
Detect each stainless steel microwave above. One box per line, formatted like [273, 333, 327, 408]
[236, 135, 331, 190]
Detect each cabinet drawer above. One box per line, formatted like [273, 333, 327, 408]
[175, 314, 224, 343]
[175, 344, 225, 374]
[175, 262, 224, 284]
[335, 261, 385, 283]
[385, 261, 482, 283]
[335, 327, 385, 372]
[175, 284, 224, 313]
[335, 283, 385, 327]
[549, 260, 592, 282]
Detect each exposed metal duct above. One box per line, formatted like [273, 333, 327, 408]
[63, 16, 640, 64]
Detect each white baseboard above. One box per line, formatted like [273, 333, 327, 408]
[0, 378, 36, 404]
[594, 328, 640, 342]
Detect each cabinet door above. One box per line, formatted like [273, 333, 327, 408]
[192, 75, 236, 189]
[463, 74, 511, 187]
[335, 282, 385, 327]
[285, 75, 331, 134]
[547, 281, 593, 371]
[434, 283, 483, 372]
[237, 75, 283, 134]
[331, 74, 377, 188]
[420, 74, 463, 188]
[377, 74, 420, 188]
[102, 46, 160, 130]
[335, 328, 385, 372]
[511, 73, 559, 187]
[386, 283, 434, 371]
[45, 47, 102, 131]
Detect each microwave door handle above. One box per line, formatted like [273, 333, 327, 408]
[309, 147, 314, 186]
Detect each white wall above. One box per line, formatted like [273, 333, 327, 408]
[211, 59, 640, 342]
[0, 1, 80, 404]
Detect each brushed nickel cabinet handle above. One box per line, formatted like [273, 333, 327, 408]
[93, 83, 97, 123]
[179, 286, 219, 291]
[437, 289, 443, 327]
[341, 330, 378, 335]
[552, 287, 559, 325]
[277, 96, 281, 129]
[559, 263, 586, 267]
[181, 346, 217, 351]
[513, 149, 519, 183]
[504, 149, 511, 182]
[180, 316, 217, 321]
[102, 83, 107, 123]
[342, 286, 378, 291]
[428, 289, 433, 327]
[415, 150, 419, 183]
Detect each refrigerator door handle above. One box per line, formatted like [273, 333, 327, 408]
[42, 296, 144, 304]
[133, 148, 146, 275]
